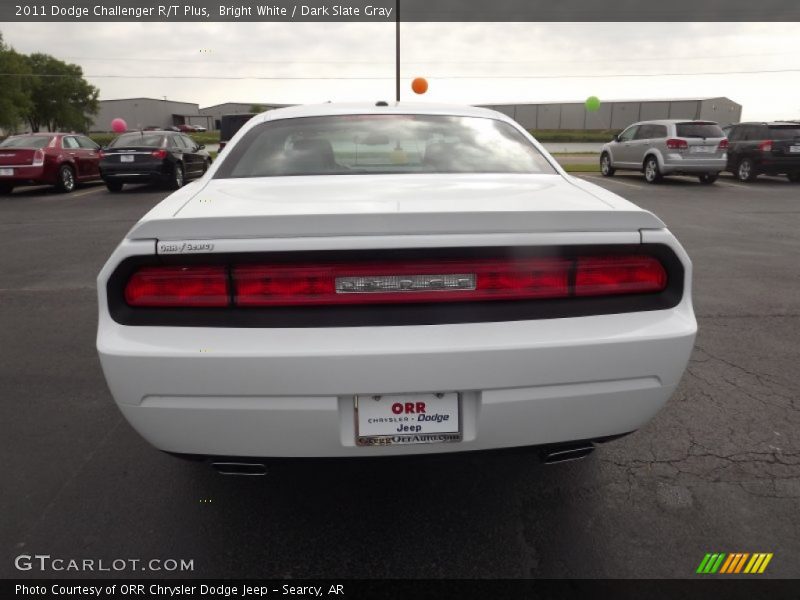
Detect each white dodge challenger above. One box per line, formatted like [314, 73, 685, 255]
[97, 102, 696, 472]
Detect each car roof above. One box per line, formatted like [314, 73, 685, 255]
[734, 121, 800, 126]
[629, 119, 720, 126]
[257, 102, 514, 122]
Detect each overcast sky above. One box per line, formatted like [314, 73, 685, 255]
[2, 22, 799, 121]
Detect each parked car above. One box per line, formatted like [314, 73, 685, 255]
[600, 120, 728, 184]
[99, 130, 212, 192]
[193, 125, 207, 133]
[97, 103, 696, 470]
[0, 133, 102, 194]
[724, 122, 800, 182]
[177, 124, 200, 133]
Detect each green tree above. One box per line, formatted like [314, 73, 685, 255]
[0, 33, 32, 132]
[24, 53, 99, 132]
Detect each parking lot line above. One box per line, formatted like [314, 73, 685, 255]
[579, 174, 647, 189]
[72, 186, 106, 198]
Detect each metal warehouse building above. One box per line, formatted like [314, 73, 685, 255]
[90, 96, 742, 133]
[479, 97, 742, 130]
[198, 103, 290, 130]
[90, 98, 215, 132]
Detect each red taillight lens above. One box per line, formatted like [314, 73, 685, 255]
[124, 255, 668, 309]
[125, 266, 229, 307]
[151, 149, 168, 159]
[32, 149, 45, 166]
[233, 259, 572, 306]
[718, 139, 729, 150]
[758, 140, 773, 152]
[575, 255, 667, 297]
[666, 138, 689, 150]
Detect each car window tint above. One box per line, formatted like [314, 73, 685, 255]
[77, 136, 99, 149]
[0, 135, 53, 148]
[216, 115, 557, 178]
[633, 125, 652, 140]
[767, 126, 800, 140]
[110, 133, 165, 148]
[675, 123, 724, 138]
[652, 125, 667, 138]
[618, 126, 638, 142]
[182, 136, 196, 149]
[62, 136, 80, 149]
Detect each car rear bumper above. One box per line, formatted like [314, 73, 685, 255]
[660, 156, 727, 174]
[0, 165, 50, 185]
[100, 162, 171, 183]
[98, 307, 696, 457]
[750, 155, 800, 174]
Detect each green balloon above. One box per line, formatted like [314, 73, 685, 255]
[585, 96, 601, 112]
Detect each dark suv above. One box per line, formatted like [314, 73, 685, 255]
[725, 122, 800, 182]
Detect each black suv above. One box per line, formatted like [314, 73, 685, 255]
[725, 122, 800, 182]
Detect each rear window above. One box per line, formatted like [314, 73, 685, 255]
[767, 126, 800, 140]
[675, 122, 724, 138]
[0, 136, 53, 149]
[109, 133, 166, 148]
[216, 115, 556, 178]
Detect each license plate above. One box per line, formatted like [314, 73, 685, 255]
[355, 392, 461, 446]
[0, 168, 13, 176]
[790, 146, 800, 153]
[690, 146, 714, 154]
[120, 155, 134, 162]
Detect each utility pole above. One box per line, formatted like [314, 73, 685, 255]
[395, 0, 400, 102]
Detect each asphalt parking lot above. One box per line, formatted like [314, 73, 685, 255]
[1, 174, 798, 579]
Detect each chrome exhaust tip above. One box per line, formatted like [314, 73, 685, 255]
[541, 444, 595, 465]
[211, 462, 268, 476]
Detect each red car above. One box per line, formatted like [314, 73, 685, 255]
[0, 133, 102, 194]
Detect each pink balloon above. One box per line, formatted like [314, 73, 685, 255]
[111, 118, 127, 133]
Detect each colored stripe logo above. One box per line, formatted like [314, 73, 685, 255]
[696, 553, 773, 574]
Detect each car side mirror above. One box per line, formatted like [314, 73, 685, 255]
[198, 144, 205, 150]
[613, 135, 620, 142]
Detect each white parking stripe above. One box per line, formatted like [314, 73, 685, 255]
[71, 186, 105, 198]
[579, 175, 647, 189]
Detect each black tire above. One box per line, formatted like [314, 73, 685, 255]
[105, 181, 124, 192]
[698, 173, 718, 185]
[736, 158, 757, 182]
[0, 183, 13, 195]
[787, 172, 800, 183]
[643, 156, 662, 184]
[600, 152, 615, 177]
[169, 163, 185, 190]
[55, 164, 76, 193]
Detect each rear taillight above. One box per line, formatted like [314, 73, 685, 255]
[234, 258, 572, 306]
[718, 139, 729, 150]
[123, 255, 668, 308]
[32, 149, 45, 166]
[574, 256, 667, 297]
[124, 266, 229, 307]
[758, 140, 773, 152]
[151, 149, 168, 159]
[666, 139, 689, 150]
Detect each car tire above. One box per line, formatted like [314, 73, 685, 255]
[56, 164, 76, 193]
[0, 183, 13, 195]
[600, 153, 615, 177]
[169, 163, 185, 190]
[698, 173, 718, 185]
[643, 156, 662, 184]
[736, 158, 757, 182]
[106, 181, 124, 192]
[787, 172, 800, 183]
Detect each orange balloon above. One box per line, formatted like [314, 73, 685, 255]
[411, 77, 428, 94]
